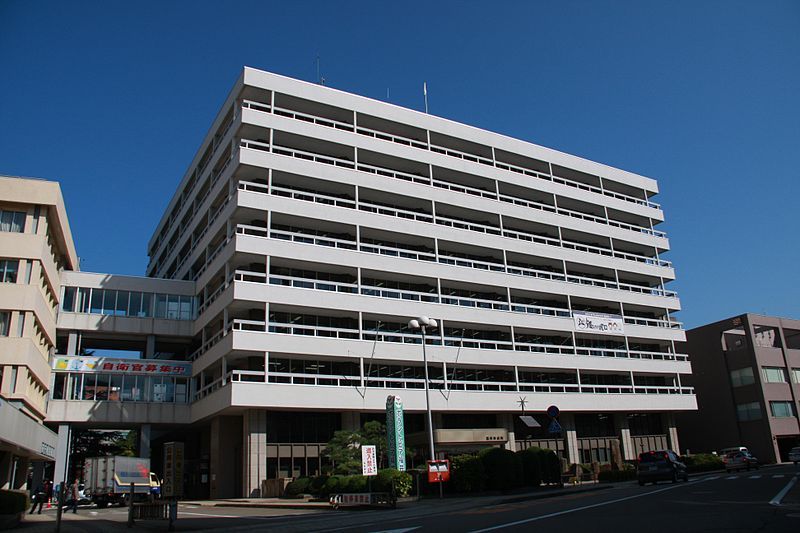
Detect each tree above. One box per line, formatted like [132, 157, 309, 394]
[321, 421, 387, 475]
[68, 429, 138, 480]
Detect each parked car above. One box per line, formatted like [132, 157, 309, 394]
[787, 446, 800, 465]
[720, 446, 749, 456]
[724, 451, 759, 472]
[637, 450, 689, 485]
[77, 484, 91, 505]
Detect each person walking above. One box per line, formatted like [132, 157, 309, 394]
[29, 479, 47, 514]
[64, 478, 80, 513]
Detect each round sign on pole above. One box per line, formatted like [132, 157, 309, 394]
[546, 405, 560, 418]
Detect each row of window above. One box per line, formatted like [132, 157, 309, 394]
[61, 286, 196, 320]
[0, 311, 26, 337]
[51, 372, 189, 403]
[736, 400, 798, 421]
[730, 366, 800, 386]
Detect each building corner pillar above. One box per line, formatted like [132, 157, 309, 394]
[139, 424, 152, 458]
[560, 413, 580, 465]
[243, 410, 267, 498]
[499, 413, 517, 451]
[665, 413, 680, 453]
[614, 413, 635, 461]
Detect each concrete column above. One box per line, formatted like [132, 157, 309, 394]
[243, 410, 267, 497]
[665, 413, 680, 453]
[139, 425, 152, 459]
[30, 460, 46, 492]
[209, 416, 241, 499]
[53, 424, 71, 484]
[341, 412, 360, 431]
[0, 452, 12, 490]
[560, 413, 580, 465]
[499, 413, 516, 452]
[145, 335, 156, 358]
[66, 332, 79, 356]
[12, 456, 29, 490]
[615, 413, 635, 461]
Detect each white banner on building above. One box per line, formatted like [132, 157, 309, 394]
[361, 445, 378, 476]
[573, 311, 625, 335]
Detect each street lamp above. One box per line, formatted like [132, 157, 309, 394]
[407, 316, 438, 465]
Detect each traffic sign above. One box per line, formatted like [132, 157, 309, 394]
[548, 419, 562, 434]
[546, 405, 560, 418]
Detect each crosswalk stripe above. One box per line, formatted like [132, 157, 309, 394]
[772, 475, 784, 479]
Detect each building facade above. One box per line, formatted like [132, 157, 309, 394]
[5, 67, 695, 498]
[0, 176, 78, 490]
[677, 314, 800, 463]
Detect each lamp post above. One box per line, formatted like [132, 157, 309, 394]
[407, 316, 438, 469]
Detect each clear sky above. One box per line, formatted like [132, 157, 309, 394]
[1, 1, 798, 328]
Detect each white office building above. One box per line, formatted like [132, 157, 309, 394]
[7, 67, 695, 498]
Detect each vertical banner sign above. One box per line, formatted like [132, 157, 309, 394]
[361, 445, 378, 476]
[163, 442, 185, 498]
[386, 395, 406, 471]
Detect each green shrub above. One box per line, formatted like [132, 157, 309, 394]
[479, 447, 523, 490]
[450, 454, 486, 493]
[343, 475, 368, 493]
[310, 475, 327, 494]
[284, 477, 311, 497]
[374, 468, 412, 497]
[538, 449, 561, 484]
[0, 490, 28, 514]
[321, 476, 343, 496]
[683, 453, 724, 473]
[598, 469, 638, 483]
[518, 447, 543, 487]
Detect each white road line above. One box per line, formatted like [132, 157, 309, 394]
[770, 476, 798, 506]
[704, 476, 720, 481]
[178, 511, 241, 518]
[469, 484, 696, 532]
[748, 475, 761, 479]
[772, 475, 785, 479]
[725, 476, 738, 480]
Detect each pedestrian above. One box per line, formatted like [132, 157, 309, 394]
[29, 479, 47, 514]
[64, 478, 80, 514]
[45, 479, 53, 508]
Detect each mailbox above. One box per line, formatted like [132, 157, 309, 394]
[427, 459, 450, 483]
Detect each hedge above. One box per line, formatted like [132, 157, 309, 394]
[374, 468, 412, 496]
[598, 469, 637, 483]
[284, 477, 311, 497]
[0, 490, 28, 514]
[683, 453, 724, 473]
[450, 454, 486, 493]
[479, 448, 522, 490]
[287, 469, 413, 497]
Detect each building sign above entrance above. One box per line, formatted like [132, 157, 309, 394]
[53, 356, 191, 376]
[573, 311, 625, 335]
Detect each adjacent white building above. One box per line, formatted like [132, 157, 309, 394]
[5, 67, 695, 498]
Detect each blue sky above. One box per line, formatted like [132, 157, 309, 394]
[1, 1, 798, 328]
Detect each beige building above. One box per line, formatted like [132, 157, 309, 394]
[0, 176, 78, 490]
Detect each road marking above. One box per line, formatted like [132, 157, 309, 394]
[770, 476, 798, 506]
[772, 475, 785, 479]
[725, 476, 739, 480]
[704, 476, 720, 481]
[469, 484, 697, 532]
[748, 475, 761, 479]
[178, 511, 240, 518]
[368, 529, 419, 533]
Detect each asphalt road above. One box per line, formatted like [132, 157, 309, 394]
[19, 464, 800, 532]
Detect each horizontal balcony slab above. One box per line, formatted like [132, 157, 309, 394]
[46, 400, 191, 426]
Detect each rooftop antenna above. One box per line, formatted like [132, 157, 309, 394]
[423, 81, 429, 113]
[316, 56, 325, 85]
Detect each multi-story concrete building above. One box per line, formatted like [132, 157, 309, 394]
[5, 67, 695, 498]
[677, 314, 800, 463]
[0, 176, 77, 490]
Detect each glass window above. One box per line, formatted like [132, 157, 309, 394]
[121, 375, 135, 401]
[69, 374, 83, 400]
[140, 293, 153, 317]
[179, 296, 193, 320]
[16, 312, 25, 336]
[175, 379, 187, 403]
[52, 374, 66, 400]
[82, 374, 96, 400]
[77, 288, 90, 312]
[150, 377, 165, 402]
[25, 261, 32, 283]
[108, 375, 122, 400]
[770, 401, 795, 418]
[736, 402, 762, 421]
[163, 378, 175, 402]
[32, 206, 40, 234]
[0, 260, 18, 283]
[730, 367, 755, 387]
[102, 290, 116, 316]
[0, 210, 26, 233]
[0, 311, 9, 336]
[90, 289, 103, 314]
[62, 287, 77, 312]
[115, 291, 129, 316]
[762, 367, 788, 383]
[155, 294, 168, 318]
[792, 369, 800, 384]
[140, 376, 152, 401]
[129, 292, 142, 317]
[166, 295, 179, 319]
[95, 374, 110, 400]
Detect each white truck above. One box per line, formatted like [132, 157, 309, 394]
[84, 456, 160, 508]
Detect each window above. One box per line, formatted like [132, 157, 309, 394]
[736, 402, 762, 421]
[0, 311, 9, 336]
[770, 401, 796, 418]
[0, 210, 26, 233]
[0, 260, 19, 283]
[16, 312, 25, 337]
[792, 369, 800, 384]
[730, 367, 755, 387]
[762, 367, 788, 383]
[31, 206, 40, 234]
[10, 366, 19, 392]
[62, 287, 77, 312]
